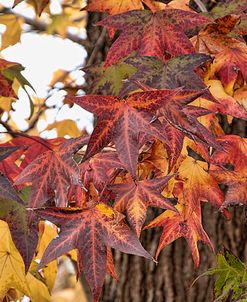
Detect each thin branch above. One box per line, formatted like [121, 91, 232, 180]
[193, 0, 208, 12]
[86, 28, 107, 66]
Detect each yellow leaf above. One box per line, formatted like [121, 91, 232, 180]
[26, 272, 51, 302]
[0, 220, 30, 298]
[46, 119, 81, 138]
[47, 14, 71, 38]
[35, 222, 58, 292]
[0, 15, 23, 50]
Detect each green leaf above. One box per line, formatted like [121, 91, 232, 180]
[85, 60, 137, 96]
[194, 250, 247, 301]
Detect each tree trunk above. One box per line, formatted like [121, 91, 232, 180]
[84, 10, 247, 302]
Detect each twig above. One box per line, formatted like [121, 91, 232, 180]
[86, 28, 107, 66]
[193, 0, 208, 12]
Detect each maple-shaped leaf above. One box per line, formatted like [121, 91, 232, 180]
[80, 151, 125, 192]
[198, 249, 247, 301]
[109, 176, 176, 236]
[210, 135, 247, 207]
[67, 89, 219, 175]
[145, 203, 214, 267]
[0, 174, 39, 270]
[15, 135, 88, 208]
[177, 156, 225, 210]
[84, 0, 159, 15]
[35, 203, 152, 301]
[192, 15, 247, 95]
[98, 9, 211, 67]
[121, 54, 212, 98]
[0, 220, 31, 298]
[156, 91, 219, 153]
[67, 89, 180, 176]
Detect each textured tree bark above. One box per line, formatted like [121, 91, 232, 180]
[84, 9, 247, 302]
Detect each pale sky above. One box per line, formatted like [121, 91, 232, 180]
[0, 0, 94, 136]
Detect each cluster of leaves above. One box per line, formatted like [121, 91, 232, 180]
[0, 0, 247, 301]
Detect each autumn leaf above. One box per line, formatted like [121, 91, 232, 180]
[0, 220, 30, 298]
[15, 135, 88, 208]
[13, 0, 50, 16]
[35, 203, 153, 301]
[98, 9, 211, 66]
[177, 156, 225, 210]
[45, 119, 82, 138]
[210, 135, 247, 207]
[192, 15, 247, 95]
[109, 176, 176, 236]
[84, 0, 158, 15]
[145, 202, 214, 267]
[121, 54, 212, 98]
[197, 249, 247, 301]
[0, 14, 23, 50]
[67, 89, 180, 176]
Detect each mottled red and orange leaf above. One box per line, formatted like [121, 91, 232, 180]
[109, 176, 176, 236]
[145, 202, 214, 267]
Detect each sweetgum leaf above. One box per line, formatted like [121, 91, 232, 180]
[121, 54, 212, 98]
[145, 202, 214, 267]
[84, 0, 153, 15]
[15, 136, 88, 208]
[35, 203, 153, 302]
[197, 249, 247, 301]
[109, 175, 176, 236]
[67, 89, 218, 174]
[98, 9, 211, 66]
[67, 90, 180, 177]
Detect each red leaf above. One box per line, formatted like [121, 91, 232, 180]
[14, 136, 88, 208]
[145, 202, 214, 267]
[35, 203, 153, 301]
[98, 9, 211, 66]
[109, 176, 176, 236]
